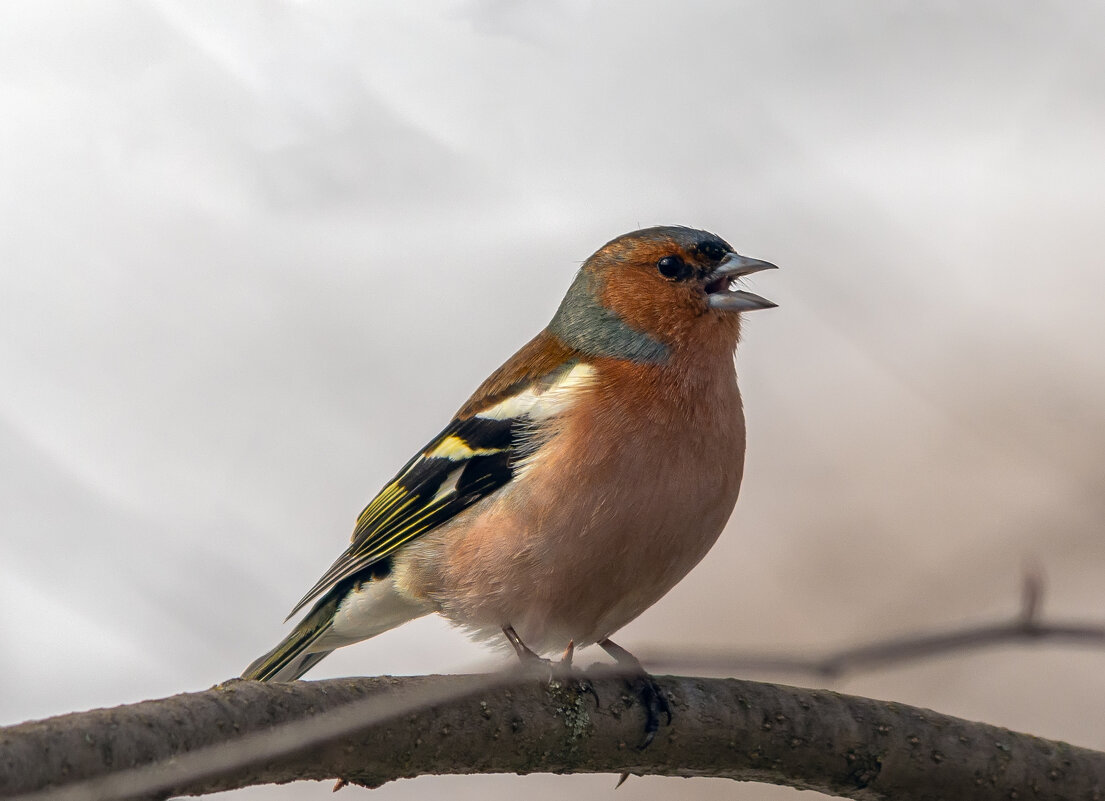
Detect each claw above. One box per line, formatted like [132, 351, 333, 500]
[599, 637, 672, 749]
[631, 672, 672, 749]
[577, 675, 601, 709]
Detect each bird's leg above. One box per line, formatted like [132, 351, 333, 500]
[502, 624, 546, 664]
[503, 624, 560, 681]
[558, 638, 601, 707]
[599, 638, 671, 749]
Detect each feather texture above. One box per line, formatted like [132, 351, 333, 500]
[243, 226, 773, 682]
[285, 332, 594, 621]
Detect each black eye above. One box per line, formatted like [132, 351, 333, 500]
[657, 255, 687, 279]
[699, 241, 727, 262]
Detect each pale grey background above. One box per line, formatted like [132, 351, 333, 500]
[2, 2, 1104, 799]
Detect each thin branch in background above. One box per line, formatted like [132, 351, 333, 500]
[642, 569, 1105, 678]
[1019, 560, 1044, 624]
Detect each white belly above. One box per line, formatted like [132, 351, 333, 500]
[317, 575, 432, 650]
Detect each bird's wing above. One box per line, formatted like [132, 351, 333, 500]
[286, 333, 592, 620]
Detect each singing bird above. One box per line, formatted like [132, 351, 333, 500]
[243, 225, 776, 735]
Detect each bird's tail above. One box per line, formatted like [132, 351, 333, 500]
[241, 590, 344, 682]
[242, 573, 430, 682]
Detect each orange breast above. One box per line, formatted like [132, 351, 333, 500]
[399, 338, 747, 655]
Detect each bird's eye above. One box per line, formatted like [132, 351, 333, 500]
[699, 241, 727, 262]
[657, 255, 688, 279]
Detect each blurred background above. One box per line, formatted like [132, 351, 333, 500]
[2, 1, 1104, 798]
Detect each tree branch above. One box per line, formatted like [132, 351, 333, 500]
[642, 620, 1105, 679]
[3, 672, 1103, 801]
[642, 570, 1105, 678]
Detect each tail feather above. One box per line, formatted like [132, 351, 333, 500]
[242, 590, 343, 682]
[242, 572, 430, 682]
[244, 647, 333, 683]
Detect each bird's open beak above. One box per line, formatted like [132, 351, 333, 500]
[704, 252, 778, 312]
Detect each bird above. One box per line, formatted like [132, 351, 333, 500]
[242, 225, 776, 740]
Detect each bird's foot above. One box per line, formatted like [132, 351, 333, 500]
[557, 640, 600, 705]
[514, 653, 558, 681]
[503, 624, 556, 677]
[503, 628, 599, 707]
[599, 638, 672, 749]
[624, 671, 671, 749]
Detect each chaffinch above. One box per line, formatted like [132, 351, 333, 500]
[243, 225, 776, 735]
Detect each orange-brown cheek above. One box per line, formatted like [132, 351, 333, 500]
[599, 268, 705, 343]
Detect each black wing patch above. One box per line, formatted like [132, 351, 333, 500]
[285, 414, 526, 620]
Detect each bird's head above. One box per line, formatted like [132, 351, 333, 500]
[548, 226, 777, 363]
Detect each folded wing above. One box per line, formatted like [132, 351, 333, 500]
[286, 344, 595, 621]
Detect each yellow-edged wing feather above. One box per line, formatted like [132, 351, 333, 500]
[285, 333, 593, 620]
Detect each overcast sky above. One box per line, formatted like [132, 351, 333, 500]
[2, 2, 1105, 799]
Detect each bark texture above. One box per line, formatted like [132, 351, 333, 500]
[2, 672, 1102, 801]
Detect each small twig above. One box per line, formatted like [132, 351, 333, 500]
[1020, 561, 1044, 626]
[643, 570, 1105, 678]
[645, 621, 1105, 679]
